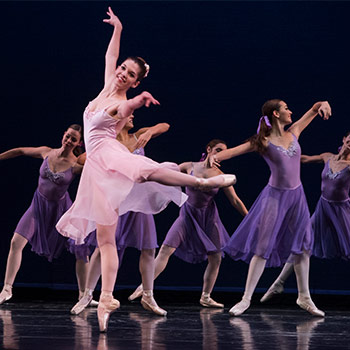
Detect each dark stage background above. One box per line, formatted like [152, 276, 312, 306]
[1, 1, 349, 295]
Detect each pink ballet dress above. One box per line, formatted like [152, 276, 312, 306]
[56, 104, 187, 244]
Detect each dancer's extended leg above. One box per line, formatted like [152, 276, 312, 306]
[260, 262, 294, 302]
[229, 255, 266, 316]
[96, 219, 120, 332]
[294, 252, 324, 317]
[75, 259, 89, 300]
[200, 253, 224, 308]
[0, 233, 28, 305]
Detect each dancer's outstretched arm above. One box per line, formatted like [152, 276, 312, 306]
[135, 123, 170, 149]
[301, 152, 333, 164]
[223, 186, 248, 216]
[0, 146, 51, 160]
[289, 101, 331, 139]
[103, 7, 123, 85]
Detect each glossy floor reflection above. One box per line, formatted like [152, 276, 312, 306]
[1, 293, 350, 349]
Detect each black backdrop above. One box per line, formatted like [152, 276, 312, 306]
[1, 1, 349, 294]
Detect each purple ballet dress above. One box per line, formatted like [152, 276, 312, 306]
[15, 157, 74, 262]
[224, 133, 312, 267]
[312, 160, 350, 259]
[163, 170, 230, 264]
[116, 142, 158, 262]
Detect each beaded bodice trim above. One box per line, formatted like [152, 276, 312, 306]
[275, 141, 298, 157]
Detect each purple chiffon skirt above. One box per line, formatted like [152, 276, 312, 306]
[163, 201, 230, 264]
[15, 189, 70, 262]
[312, 197, 350, 260]
[224, 184, 312, 267]
[66, 232, 97, 262]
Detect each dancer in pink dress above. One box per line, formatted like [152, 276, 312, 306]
[70, 116, 171, 316]
[56, 7, 236, 332]
[260, 131, 350, 303]
[0, 124, 93, 305]
[128, 139, 248, 309]
[209, 99, 331, 317]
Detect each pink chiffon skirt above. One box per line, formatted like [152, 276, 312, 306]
[56, 138, 187, 244]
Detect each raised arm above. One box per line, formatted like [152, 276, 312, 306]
[222, 186, 248, 216]
[209, 141, 254, 167]
[103, 7, 123, 85]
[134, 123, 170, 149]
[0, 146, 51, 161]
[289, 101, 331, 138]
[301, 152, 333, 164]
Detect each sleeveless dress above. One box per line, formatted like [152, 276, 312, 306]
[15, 157, 75, 262]
[312, 160, 350, 259]
[224, 133, 312, 267]
[162, 169, 230, 263]
[56, 104, 187, 244]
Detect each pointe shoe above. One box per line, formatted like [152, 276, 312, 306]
[0, 286, 12, 305]
[97, 295, 120, 333]
[229, 298, 251, 316]
[141, 291, 167, 316]
[128, 285, 143, 302]
[260, 283, 284, 303]
[196, 174, 236, 191]
[89, 300, 99, 307]
[296, 297, 325, 317]
[200, 295, 224, 308]
[71, 290, 94, 315]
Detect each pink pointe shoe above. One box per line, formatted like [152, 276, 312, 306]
[296, 296, 325, 317]
[141, 290, 167, 316]
[260, 282, 284, 303]
[0, 285, 12, 305]
[128, 285, 143, 302]
[196, 174, 236, 191]
[97, 294, 120, 332]
[200, 293, 224, 308]
[228, 298, 251, 316]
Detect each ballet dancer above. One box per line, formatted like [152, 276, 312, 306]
[0, 124, 93, 304]
[128, 139, 247, 309]
[56, 7, 235, 332]
[260, 131, 350, 303]
[70, 116, 171, 316]
[209, 99, 331, 317]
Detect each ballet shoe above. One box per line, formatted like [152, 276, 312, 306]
[228, 298, 251, 316]
[71, 290, 94, 315]
[260, 283, 284, 303]
[128, 285, 143, 301]
[89, 300, 99, 307]
[97, 295, 120, 333]
[0, 286, 12, 305]
[196, 174, 236, 191]
[296, 297, 325, 317]
[200, 295, 224, 308]
[141, 291, 167, 316]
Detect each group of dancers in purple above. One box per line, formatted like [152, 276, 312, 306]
[0, 7, 348, 333]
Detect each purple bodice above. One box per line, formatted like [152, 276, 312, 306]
[185, 185, 218, 208]
[38, 158, 75, 201]
[263, 133, 301, 189]
[321, 160, 350, 202]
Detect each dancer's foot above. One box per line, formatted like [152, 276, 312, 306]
[141, 291, 167, 316]
[71, 289, 94, 315]
[200, 294, 224, 308]
[196, 174, 236, 191]
[229, 298, 250, 316]
[128, 284, 143, 302]
[296, 296, 325, 317]
[260, 282, 284, 303]
[0, 285, 12, 305]
[97, 294, 120, 333]
[89, 300, 99, 307]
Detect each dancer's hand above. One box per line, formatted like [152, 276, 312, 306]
[317, 101, 331, 120]
[103, 7, 123, 29]
[208, 155, 221, 168]
[140, 91, 160, 108]
[135, 131, 152, 149]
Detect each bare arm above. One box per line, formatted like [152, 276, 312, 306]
[222, 186, 248, 216]
[301, 152, 333, 164]
[77, 152, 87, 165]
[134, 123, 170, 148]
[289, 101, 331, 138]
[0, 146, 51, 161]
[103, 7, 123, 85]
[179, 161, 192, 174]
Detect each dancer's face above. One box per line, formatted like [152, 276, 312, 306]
[62, 128, 81, 150]
[115, 59, 141, 90]
[274, 101, 293, 125]
[342, 134, 350, 152]
[207, 143, 227, 156]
